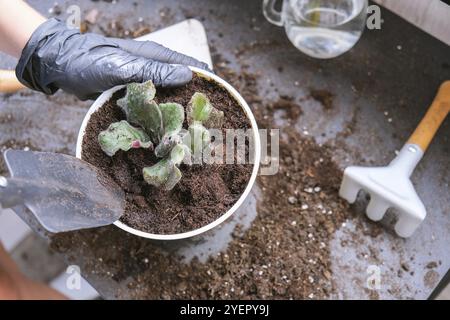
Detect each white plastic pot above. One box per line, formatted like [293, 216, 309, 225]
[76, 67, 261, 240]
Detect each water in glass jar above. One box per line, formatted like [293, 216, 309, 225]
[283, 0, 367, 59]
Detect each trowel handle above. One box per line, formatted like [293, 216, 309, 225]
[407, 81, 450, 152]
[0, 70, 25, 93]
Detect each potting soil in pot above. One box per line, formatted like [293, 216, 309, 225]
[81, 75, 253, 234]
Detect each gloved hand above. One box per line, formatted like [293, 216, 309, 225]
[16, 18, 210, 100]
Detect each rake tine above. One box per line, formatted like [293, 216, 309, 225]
[338, 171, 360, 203]
[365, 195, 390, 222]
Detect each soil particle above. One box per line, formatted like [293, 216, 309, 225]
[425, 261, 438, 269]
[364, 288, 380, 300]
[97, 18, 152, 39]
[269, 96, 303, 122]
[424, 270, 439, 289]
[234, 40, 281, 58]
[81, 75, 252, 235]
[401, 262, 410, 272]
[310, 89, 334, 111]
[158, 7, 175, 25]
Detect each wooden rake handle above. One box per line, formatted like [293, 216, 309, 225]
[0, 69, 26, 93]
[408, 81, 450, 152]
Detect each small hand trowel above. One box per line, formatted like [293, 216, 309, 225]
[0, 150, 124, 233]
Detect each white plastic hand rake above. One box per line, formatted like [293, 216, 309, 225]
[339, 81, 450, 237]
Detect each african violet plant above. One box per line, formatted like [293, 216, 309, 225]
[98, 81, 224, 191]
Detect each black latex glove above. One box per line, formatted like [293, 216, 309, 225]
[16, 18, 210, 100]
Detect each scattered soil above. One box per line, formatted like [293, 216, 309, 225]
[425, 261, 438, 269]
[268, 96, 303, 122]
[97, 19, 152, 38]
[53, 122, 352, 300]
[424, 270, 439, 289]
[242, 127, 349, 299]
[244, 75, 350, 299]
[81, 75, 253, 235]
[52, 59, 355, 300]
[310, 89, 334, 111]
[234, 40, 281, 58]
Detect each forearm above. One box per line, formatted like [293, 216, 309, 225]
[0, 0, 46, 58]
[0, 242, 66, 299]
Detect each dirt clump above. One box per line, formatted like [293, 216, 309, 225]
[269, 96, 303, 122]
[311, 89, 334, 110]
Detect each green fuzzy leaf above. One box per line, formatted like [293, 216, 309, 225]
[187, 92, 224, 128]
[154, 134, 181, 158]
[142, 159, 181, 191]
[188, 92, 211, 123]
[142, 159, 170, 188]
[164, 166, 182, 191]
[117, 81, 162, 142]
[98, 121, 152, 157]
[170, 143, 191, 165]
[117, 81, 156, 110]
[130, 100, 162, 142]
[159, 102, 184, 136]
